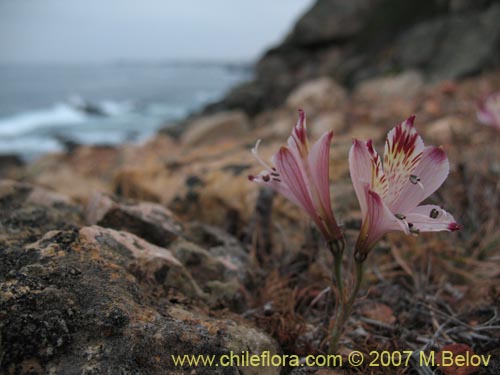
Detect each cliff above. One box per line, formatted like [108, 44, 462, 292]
[207, 0, 500, 115]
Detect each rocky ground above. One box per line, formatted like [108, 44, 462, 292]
[2, 66, 500, 374]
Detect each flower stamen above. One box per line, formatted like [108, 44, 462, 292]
[252, 139, 274, 173]
[430, 208, 439, 219]
[409, 174, 424, 190]
[409, 227, 420, 235]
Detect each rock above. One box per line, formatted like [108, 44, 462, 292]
[171, 239, 241, 284]
[395, 4, 500, 81]
[0, 180, 82, 250]
[285, 0, 377, 45]
[170, 237, 249, 311]
[424, 116, 471, 143]
[354, 71, 424, 99]
[210, 0, 500, 115]
[310, 111, 347, 139]
[0, 226, 280, 375]
[0, 154, 24, 179]
[204, 81, 265, 117]
[79, 225, 204, 299]
[86, 192, 183, 247]
[286, 77, 348, 113]
[181, 110, 251, 147]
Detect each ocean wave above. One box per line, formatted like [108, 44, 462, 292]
[0, 103, 86, 137]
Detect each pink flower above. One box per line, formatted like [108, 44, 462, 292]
[249, 110, 342, 242]
[477, 92, 500, 130]
[349, 115, 461, 260]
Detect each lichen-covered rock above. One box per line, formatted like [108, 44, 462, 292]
[0, 226, 281, 375]
[79, 225, 205, 299]
[0, 180, 82, 250]
[170, 238, 249, 311]
[86, 192, 183, 247]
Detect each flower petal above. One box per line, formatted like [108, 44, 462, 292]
[477, 92, 500, 129]
[287, 109, 309, 159]
[308, 131, 341, 237]
[390, 146, 449, 213]
[275, 146, 322, 226]
[383, 115, 425, 208]
[349, 139, 387, 216]
[355, 186, 402, 257]
[248, 171, 301, 207]
[406, 205, 462, 232]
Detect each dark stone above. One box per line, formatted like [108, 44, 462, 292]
[0, 154, 24, 178]
[185, 175, 204, 188]
[87, 193, 183, 248]
[0, 227, 278, 374]
[285, 0, 378, 46]
[221, 164, 252, 176]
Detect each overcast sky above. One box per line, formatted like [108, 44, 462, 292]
[0, 0, 312, 64]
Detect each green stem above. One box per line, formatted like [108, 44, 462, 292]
[329, 259, 364, 354]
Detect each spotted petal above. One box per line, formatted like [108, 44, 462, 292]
[390, 146, 449, 213]
[406, 205, 462, 232]
[383, 115, 424, 209]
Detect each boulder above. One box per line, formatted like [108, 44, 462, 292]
[424, 116, 471, 144]
[209, 0, 500, 115]
[86, 192, 183, 247]
[353, 71, 424, 100]
[79, 225, 204, 299]
[170, 238, 249, 311]
[0, 180, 82, 249]
[394, 4, 500, 81]
[285, 0, 377, 45]
[181, 110, 250, 147]
[286, 77, 348, 113]
[0, 226, 280, 374]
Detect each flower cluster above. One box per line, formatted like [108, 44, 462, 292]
[249, 111, 461, 259]
[249, 110, 461, 353]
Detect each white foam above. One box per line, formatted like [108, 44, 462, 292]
[100, 100, 134, 116]
[0, 104, 86, 136]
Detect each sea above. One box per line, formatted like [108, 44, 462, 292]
[0, 62, 251, 161]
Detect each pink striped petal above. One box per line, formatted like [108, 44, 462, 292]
[367, 139, 388, 197]
[383, 115, 424, 209]
[349, 139, 387, 216]
[390, 146, 449, 213]
[355, 186, 401, 257]
[308, 131, 340, 236]
[287, 109, 309, 159]
[349, 140, 372, 216]
[275, 146, 321, 224]
[406, 205, 462, 232]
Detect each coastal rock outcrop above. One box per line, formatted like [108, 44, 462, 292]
[0, 181, 280, 374]
[211, 0, 500, 116]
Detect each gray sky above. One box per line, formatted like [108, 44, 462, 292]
[0, 0, 312, 63]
